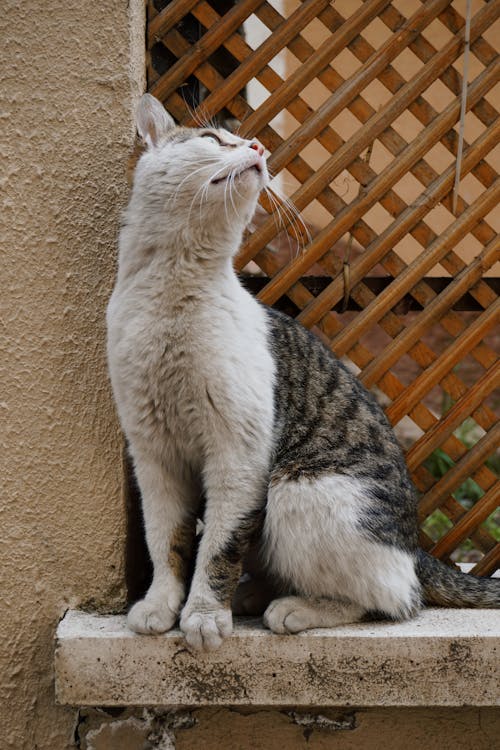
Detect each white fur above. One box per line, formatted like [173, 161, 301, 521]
[107, 97, 275, 645]
[136, 93, 176, 148]
[263, 596, 366, 634]
[264, 474, 421, 619]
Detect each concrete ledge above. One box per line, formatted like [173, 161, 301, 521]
[55, 609, 499, 708]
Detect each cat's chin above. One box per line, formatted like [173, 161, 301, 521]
[211, 164, 267, 191]
[240, 164, 268, 190]
[211, 165, 258, 184]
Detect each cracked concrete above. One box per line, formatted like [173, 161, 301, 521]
[74, 707, 500, 750]
[85, 714, 150, 750]
[75, 709, 197, 750]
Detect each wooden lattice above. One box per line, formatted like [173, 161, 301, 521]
[147, 0, 500, 575]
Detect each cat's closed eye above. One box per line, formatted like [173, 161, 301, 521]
[201, 134, 221, 145]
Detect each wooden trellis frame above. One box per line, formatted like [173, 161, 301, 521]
[147, 0, 499, 575]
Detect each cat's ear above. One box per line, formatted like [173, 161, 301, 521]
[136, 94, 175, 148]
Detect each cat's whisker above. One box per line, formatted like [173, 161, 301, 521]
[268, 175, 312, 229]
[167, 161, 219, 209]
[267, 183, 312, 250]
[267, 184, 306, 234]
[226, 171, 236, 218]
[197, 186, 208, 228]
[186, 176, 213, 226]
[194, 102, 220, 131]
[180, 91, 206, 129]
[227, 170, 242, 221]
[267, 203, 300, 258]
[261, 188, 287, 247]
[265, 185, 311, 250]
[187, 163, 229, 215]
[230, 177, 247, 210]
[184, 162, 235, 226]
[263, 187, 307, 254]
[184, 95, 218, 131]
[194, 106, 210, 129]
[223, 173, 232, 224]
[263, 185, 296, 231]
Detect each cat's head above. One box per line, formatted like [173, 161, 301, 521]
[128, 94, 269, 243]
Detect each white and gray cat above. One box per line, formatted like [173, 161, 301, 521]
[107, 94, 499, 651]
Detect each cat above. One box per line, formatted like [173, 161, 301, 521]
[107, 93, 499, 652]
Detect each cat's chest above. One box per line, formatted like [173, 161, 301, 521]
[108, 284, 275, 456]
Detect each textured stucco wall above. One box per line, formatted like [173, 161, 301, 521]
[0, 2, 144, 748]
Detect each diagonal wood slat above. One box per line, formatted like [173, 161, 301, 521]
[407, 362, 500, 471]
[386, 297, 500, 426]
[238, 0, 396, 136]
[431, 486, 499, 559]
[148, 0, 499, 570]
[149, 0, 201, 41]
[419, 424, 500, 519]
[239, 0, 499, 265]
[184, 0, 331, 121]
[252, 59, 499, 302]
[296, 119, 499, 332]
[330, 191, 499, 362]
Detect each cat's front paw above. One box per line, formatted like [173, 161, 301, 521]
[127, 596, 178, 634]
[180, 605, 232, 651]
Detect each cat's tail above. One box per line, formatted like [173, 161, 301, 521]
[416, 549, 500, 607]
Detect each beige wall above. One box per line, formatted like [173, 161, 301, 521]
[0, 2, 144, 748]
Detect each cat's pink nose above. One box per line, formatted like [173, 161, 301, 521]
[250, 141, 264, 156]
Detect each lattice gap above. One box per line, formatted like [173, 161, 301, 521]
[147, 0, 500, 574]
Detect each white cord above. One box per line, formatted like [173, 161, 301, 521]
[452, 0, 472, 215]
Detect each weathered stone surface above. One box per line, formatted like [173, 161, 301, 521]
[55, 609, 500, 707]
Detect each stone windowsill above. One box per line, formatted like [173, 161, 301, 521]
[55, 608, 499, 708]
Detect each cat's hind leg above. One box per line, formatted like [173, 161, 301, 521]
[264, 596, 365, 633]
[263, 473, 421, 633]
